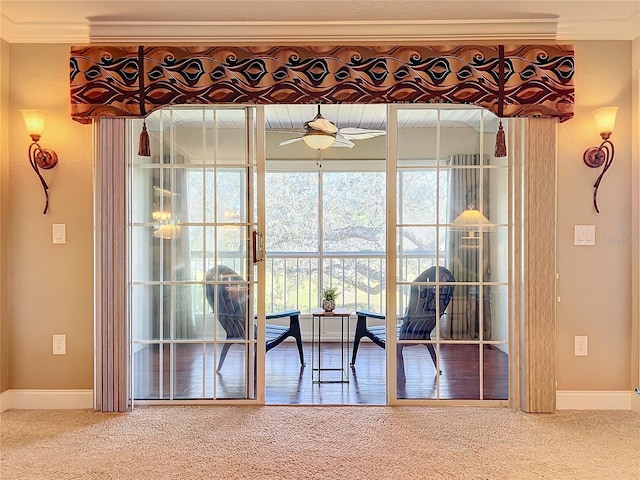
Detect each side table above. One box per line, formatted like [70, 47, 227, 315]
[310, 308, 351, 383]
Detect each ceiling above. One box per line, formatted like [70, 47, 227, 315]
[145, 105, 496, 132]
[1, 0, 639, 43]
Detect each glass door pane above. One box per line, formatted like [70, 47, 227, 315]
[391, 106, 509, 403]
[130, 106, 258, 402]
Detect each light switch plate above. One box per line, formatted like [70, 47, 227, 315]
[574, 225, 595, 246]
[52, 224, 66, 244]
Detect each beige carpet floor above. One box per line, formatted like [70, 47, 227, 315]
[1, 406, 639, 479]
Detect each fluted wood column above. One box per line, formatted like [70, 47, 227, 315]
[521, 117, 557, 413]
[94, 118, 129, 412]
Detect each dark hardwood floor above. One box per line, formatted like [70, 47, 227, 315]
[134, 341, 508, 404]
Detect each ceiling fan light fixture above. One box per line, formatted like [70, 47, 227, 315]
[303, 132, 335, 150]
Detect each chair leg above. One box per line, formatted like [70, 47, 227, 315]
[288, 315, 305, 366]
[397, 344, 406, 381]
[351, 333, 363, 366]
[294, 332, 305, 366]
[217, 343, 232, 372]
[425, 343, 441, 375]
[351, 315, 369, 365]
[266, 314, 305, 366]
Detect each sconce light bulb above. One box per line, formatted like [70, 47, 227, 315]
[21, 109, 48, 140]
[592, 107, 618, 138]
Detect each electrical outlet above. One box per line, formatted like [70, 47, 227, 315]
[574, 335, 588, 356]
[53, 334, 66, 355]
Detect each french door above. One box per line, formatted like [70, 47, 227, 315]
[129, 106, 265, 403]
[387, 105, 510, 405]
[127, 104, 511, 405]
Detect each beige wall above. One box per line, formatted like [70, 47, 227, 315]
[633, 36, 640, 399]
[6, 44, 93, 390]
[1, 39, 10, 392]
[557, 41, 634, 391]
[1, 40, 637, 396]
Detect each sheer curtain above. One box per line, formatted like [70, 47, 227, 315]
[172, 161, 194, 339]
[445, 154, 492, 341]
[154, 155, 194, 340]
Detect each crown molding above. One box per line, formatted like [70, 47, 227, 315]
[1, 15, 89, 43]
[2, 17, 559, 44]
[557, 10, 640, 40]
[3, 15, 638, 44]
[87, 19, 560, 44]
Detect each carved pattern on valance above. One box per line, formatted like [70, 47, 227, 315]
[70, 44, 574, 123]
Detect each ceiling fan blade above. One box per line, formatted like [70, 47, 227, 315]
[278, 137, 305, 146]
[270, 129, 306, 135]
[304, 104, 340, 134]
[307, 117, 339, 134]
[332, 135, 356, 148]
[337, 127, 386, 140]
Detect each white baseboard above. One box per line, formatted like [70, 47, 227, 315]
[0, 389, 93, 411]
[1, 389, 635, 411]
[556, 390, 636, 410]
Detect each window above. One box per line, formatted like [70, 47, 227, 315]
[265, 169, 387, 313]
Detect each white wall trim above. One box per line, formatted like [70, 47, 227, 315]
[3, 17, 638, 45]
[1, 389, 636, 411]
[0, 13, 640, 45]
[556, 390, 636, 410]
[88, 19, 560, 44]
[0, 389, 93, 411]
[1, 17, 560, 44]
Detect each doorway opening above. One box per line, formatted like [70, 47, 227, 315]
[129, 104, 510, 406]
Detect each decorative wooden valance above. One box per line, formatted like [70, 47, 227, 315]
[70, 45, 574, 123]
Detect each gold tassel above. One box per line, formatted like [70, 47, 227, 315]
[494, 120, 507, 157]
[138, 120, 151, 157]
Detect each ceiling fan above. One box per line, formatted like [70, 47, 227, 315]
[277, 105, 386, 150]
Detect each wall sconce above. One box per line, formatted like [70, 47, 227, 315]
[583, 107, 618, 213]
[152, 209, 179, 239]
[21, 110, 59, 214]
[153, 224, 181, 239]
[152, 210, 172, 223]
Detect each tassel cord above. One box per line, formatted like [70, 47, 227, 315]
[494, 120, 507, 158]
[138, 120, 151, 157]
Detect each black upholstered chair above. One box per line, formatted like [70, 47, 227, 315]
[205, 265, 304, 372]
[351, 265, 455, 380]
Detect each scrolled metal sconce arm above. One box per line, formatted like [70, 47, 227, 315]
[21, 110, 59, 214]
[583, 132, 614, 214]
[27, 137, 58, 214]
[583, 107, 618, 214]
